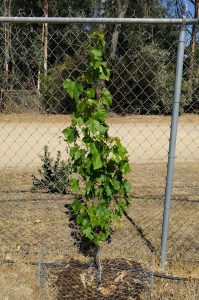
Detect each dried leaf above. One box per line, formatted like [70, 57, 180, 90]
[35, 219, 41, 224]
[114, 271, 127, 283]
[98, 285, 117, 296]
[80, 273, 86, 289]
[16, 245, 21, 251]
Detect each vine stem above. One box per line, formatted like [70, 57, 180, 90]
[95, 245, 102, 288]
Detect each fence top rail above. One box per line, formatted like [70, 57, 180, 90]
[0, 16, 198, 25]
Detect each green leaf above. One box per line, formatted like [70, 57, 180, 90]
[118, 146, 127, 158]
[101, 88, 112, 108]
[76, 214, 84, 225]
[85, 73, 93, 84]
[105, 183, 112, 197]
[93, 235, 101, 245]
[63, 79, 83, 101]
[117, 201, 127, 216]
[87, 99, 98, 107]
[79, 205, 86, 214]
[93, 152, 102, 170]
[82, 218, 89, 227]
[96, 206, 111, 221]
[62, 127, 78, 143]
[70, 146, 83, 161]
[99, 233, 107, 241]
[74, 150, 81, 161]
[70, 145, 79, 158]
[106, 160, 116, 173]
[82, 227, 93, 240]
[96, 206, 104, 218]
[92, 110, 107, 121]
[72, 199, 81, 214]
[90, 48, 102, 59]
[85, 181, 95, 198]
[76, 100, 84, 112]
[70, 178, 79, 193]
[85, 88, 95, 98]
[124, 180, 131, 193]
[86, 180, 93, 193]
[121, 162, 131, 174]
[84, 157, 92, 172]
[87, 118, 106, 134]
[75, 117, 84, 126]
[90, 144, 103, 170]
[111, 137, 121, 146]
[99, 65, 110, 80]
[113, 179, 120, 191]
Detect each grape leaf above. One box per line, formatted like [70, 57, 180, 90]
[62, 127, 77, 143]
[87, 118, 106, 134]
[70, 178, 79, 193]
[101, 88, 112, 108]
[63, 79, 83, 101]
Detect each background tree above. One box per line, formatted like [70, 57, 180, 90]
[110, 0, 129, 60]
[0, 0, 198, 114]
[4, 0, 12, 89]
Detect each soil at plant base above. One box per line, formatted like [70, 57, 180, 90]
[51, 257, 149, 299]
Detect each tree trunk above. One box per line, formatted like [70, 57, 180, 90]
[4, 0, 12, 90]
[38, 0, 48, 92]
[143, 0, 153, 16]
[189, 0, 199, 80]
[43, 0, 48, 75]
[37, 69, 41, 92]
[110, 0, 129, 60]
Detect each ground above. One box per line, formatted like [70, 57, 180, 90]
[0, 113, 199, 299]
[0, 113, 199, 167]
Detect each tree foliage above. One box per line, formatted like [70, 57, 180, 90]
[0, 0, 198, 114]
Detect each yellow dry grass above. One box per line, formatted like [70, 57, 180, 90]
[0, 162, 199, 298]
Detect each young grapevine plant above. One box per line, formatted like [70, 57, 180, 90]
[63, 31, 131, 248]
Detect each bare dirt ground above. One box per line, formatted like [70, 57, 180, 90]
[0, 113, 199, 167]
[0, 113, 199, 299]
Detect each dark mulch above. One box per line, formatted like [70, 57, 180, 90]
[51, 258, 150, 299]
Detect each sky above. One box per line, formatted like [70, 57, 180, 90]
[185, 0, 195, 17]
[163, 0, 195, 17]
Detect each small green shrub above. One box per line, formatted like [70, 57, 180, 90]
[32, 145, 70, 194]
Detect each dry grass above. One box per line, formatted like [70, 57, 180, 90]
[151, 277, 199, 300]
[0, 263, 40, 300]
[0, 162, 199, 298]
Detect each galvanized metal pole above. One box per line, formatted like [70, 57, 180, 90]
[0, 16, 198, 25]
[160, 23, 186, 266]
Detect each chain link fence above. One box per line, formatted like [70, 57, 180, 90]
[0, 17, 199, 299]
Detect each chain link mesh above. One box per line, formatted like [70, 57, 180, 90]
[0, 17, 199, 299]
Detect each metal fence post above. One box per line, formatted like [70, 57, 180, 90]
[160, 22, 186, 266]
